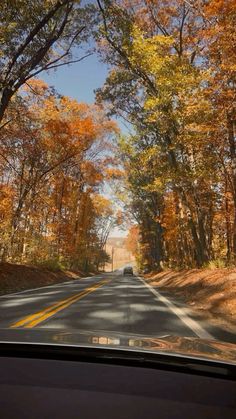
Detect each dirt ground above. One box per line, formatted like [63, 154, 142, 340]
[0, 262, 90, 296]
[145, 268, 236, 333]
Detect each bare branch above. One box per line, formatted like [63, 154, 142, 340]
[5, 0, 72, 80]
[22, 53, 93, 83]
[0, 119, 12, 130]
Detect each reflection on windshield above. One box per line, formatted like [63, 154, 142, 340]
[91, 337, 121, 346]
[30, 330, 236, 363]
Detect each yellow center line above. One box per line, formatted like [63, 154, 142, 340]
[11, 285, 100, 328]
[11, 280, 108, 329]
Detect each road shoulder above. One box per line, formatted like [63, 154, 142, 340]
[140, 272, 236, 344]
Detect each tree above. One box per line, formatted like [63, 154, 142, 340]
[203, 0, 236, 259]
[0, 80, 118, 270]
[126, 224, 139, 257]
[95, 0, 236, 268]
[0, 0, 94, 124]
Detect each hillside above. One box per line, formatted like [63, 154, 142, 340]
[0, 263, 86, 296]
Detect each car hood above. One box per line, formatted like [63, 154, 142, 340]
[0, 327, 236, 364]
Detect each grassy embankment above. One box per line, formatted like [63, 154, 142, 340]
[145, 268, 236, 333]
[0, 262, 93, 296]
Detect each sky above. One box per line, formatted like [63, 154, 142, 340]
[42, 53, 107, 103]
[41, 52, 128, 238]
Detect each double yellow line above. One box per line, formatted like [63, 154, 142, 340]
[11, 280, 108, 329]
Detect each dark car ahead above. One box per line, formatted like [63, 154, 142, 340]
[123, 266, 133, 275]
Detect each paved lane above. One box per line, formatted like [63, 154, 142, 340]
[0, 275, 106, 329]
[0, 271, 234, 341]
[36, 273, 199, 337]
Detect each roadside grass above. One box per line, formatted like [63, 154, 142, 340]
[34, 258, 66, 272]
[144, 268, 236, 333]
[0, 262, 95, 296]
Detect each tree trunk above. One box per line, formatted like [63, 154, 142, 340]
[227, 116, 236, 260]
[0, 87, 14, 124]
[167, 139, 208, 267]
[225, 177, 232, 262]
[176, 186, 205, 267]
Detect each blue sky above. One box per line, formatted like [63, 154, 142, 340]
[41, 53, 127, 238]
[42, 53, 107, 104]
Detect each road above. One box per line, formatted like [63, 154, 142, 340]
[0, 271, 234, 342]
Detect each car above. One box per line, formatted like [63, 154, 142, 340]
[123, 266, 133, 275]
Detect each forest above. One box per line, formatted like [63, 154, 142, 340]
[0, 0, 235, 272]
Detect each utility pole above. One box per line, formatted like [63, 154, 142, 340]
[103, 242, 106, 272]
[111, 246, 114, 272]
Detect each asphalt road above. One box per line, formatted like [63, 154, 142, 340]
[0, 271, 234, 342]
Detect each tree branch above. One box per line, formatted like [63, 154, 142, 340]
[97, 0, 158, 96]
[5, 0, 72, 80]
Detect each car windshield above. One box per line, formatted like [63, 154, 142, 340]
[0, 0, 235, 364]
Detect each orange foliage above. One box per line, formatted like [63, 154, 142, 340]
[0, 81, 118, 270]
[126, 225, 139, 256]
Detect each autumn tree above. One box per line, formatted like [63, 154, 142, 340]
[201, 0, 236, 260]
[96, 0, 236, 269]
[0, 80, 118, 271]
[125, 225, 139, 259]
[0, 0, 95, 124]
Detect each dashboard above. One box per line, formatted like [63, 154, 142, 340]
[0, 343, 235, 418]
